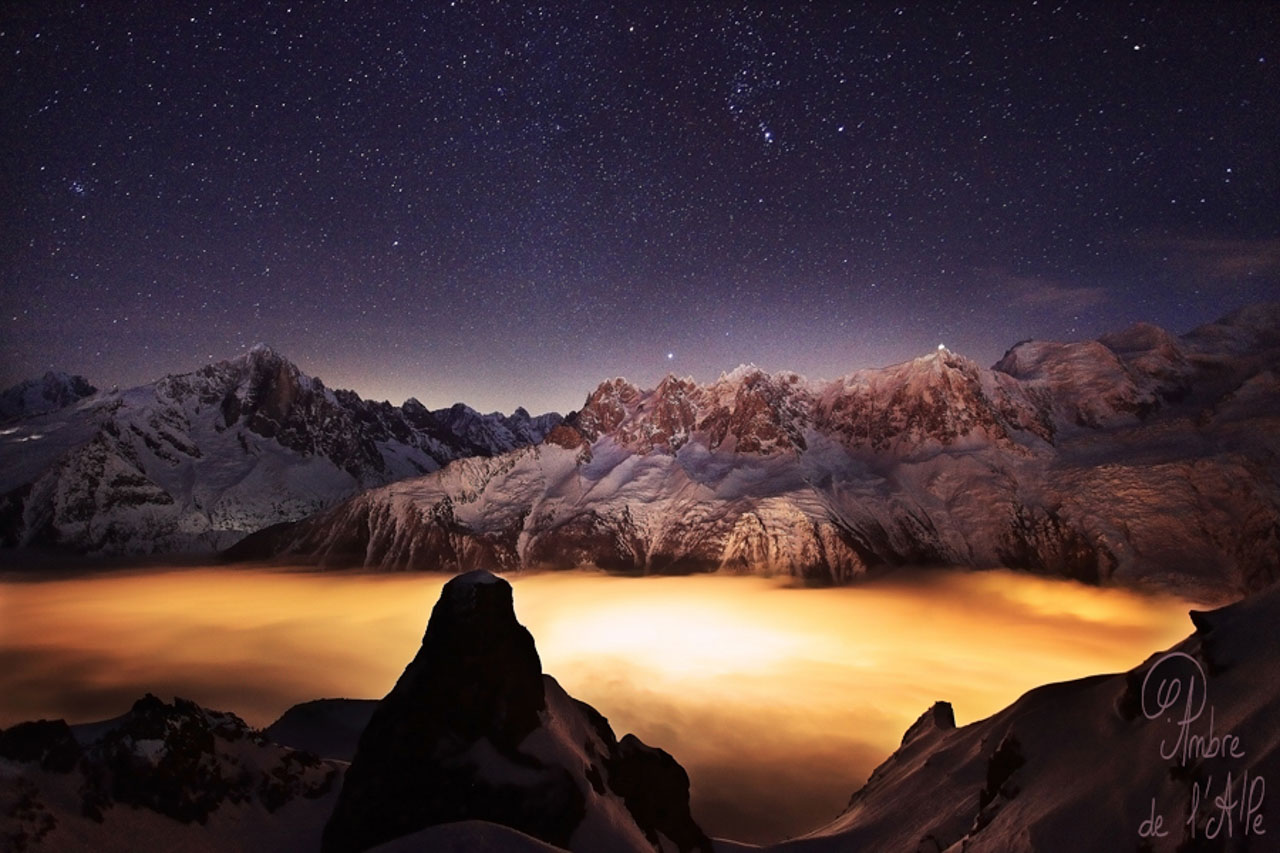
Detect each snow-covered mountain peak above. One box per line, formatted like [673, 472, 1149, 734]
[563, 349, 1031, 457]
[898, 701, 957, 749]
[1096, 321, 1180, 355]
[992, 331, 1193, 428]
[1183, 300, 1280, 357]
[562, 364, 812, 454]
[220, 342, 304, 380]
[992, 337, 1118, 380]
[0, 371, 98, 422]
[718, 363, 765, 384]
[655, 372, 700, 392]
[912, 345, 981, 376]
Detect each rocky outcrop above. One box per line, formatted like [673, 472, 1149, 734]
[0, 345, 561, 555]
[323, 570, 709, 853]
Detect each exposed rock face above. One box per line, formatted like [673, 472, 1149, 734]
[0, 345, 561, 555]
[778, 581, 1280, 853]
[247, 305, 1280, 599]
[897, 701, 956, 750]
[0, 694, 342, 852]
[323, 570, 709, 853]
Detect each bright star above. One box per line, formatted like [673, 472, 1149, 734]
[667, 352, 674, 360]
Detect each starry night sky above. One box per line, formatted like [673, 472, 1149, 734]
[3, 1, 1277, 414]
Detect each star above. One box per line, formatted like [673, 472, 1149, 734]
[1, 2, 1274, 415]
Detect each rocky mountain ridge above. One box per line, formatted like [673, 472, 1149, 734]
[0, 694, 342, 852]
[241, 304, 1280, 599]
[0, 345, 562, 555]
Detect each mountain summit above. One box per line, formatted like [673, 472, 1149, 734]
[0, 372, 97, 422]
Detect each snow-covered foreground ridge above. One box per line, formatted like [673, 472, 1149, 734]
[780, 579, 1280, 853]
[0, 345, 562, 554]
[244, 304, 1280, 599]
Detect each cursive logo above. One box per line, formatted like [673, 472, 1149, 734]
[1136, 651, 1266, 841]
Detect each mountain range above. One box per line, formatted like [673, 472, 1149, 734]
[239, 304, 1280, 600]
[3, 304, 1278, 599]
[0, 345, 561, 554]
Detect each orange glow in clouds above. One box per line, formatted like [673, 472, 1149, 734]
[0, 566, 1197, 843]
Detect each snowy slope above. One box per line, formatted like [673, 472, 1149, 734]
[776, 581, 1280, 853]
[0, 346, 561, 555]
[247, 306, 1280, 599]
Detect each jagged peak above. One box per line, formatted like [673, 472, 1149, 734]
[899, 345, 979, 375]
[580, 376, 642, 407]
[445, 401, 480, 417]
[596, 375, 638, 391]
[217, 342, 301, 378]
[718, 363, 765, 384]
[655, 372, 700, 393]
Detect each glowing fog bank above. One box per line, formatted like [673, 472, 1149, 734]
[0, 566, 1196, 842]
